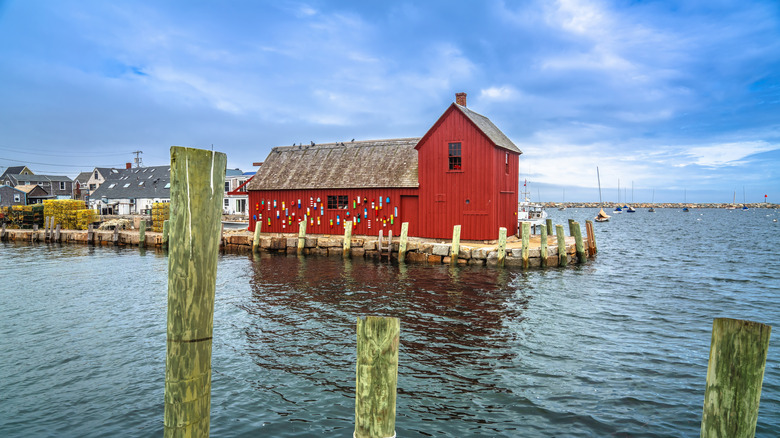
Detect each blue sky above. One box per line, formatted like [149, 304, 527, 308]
[1, 0, 778, 203]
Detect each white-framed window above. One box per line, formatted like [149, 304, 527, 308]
[224, 181, 230, 192]
[224, 198, 230, 208]
[14, 194, 21, 203]
[59, 181, 66, 190]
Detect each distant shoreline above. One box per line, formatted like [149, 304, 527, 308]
[538, 202, 779, 209]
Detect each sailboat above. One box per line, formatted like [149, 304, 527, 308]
[682, 188, 690, 212]
[626, 182, 636, 213]
[595, 167, 610, 222]
[558, 188, 567, 210]
[613, 179, 623, 213]
[726, 190, 737, 210]
[742, 186, 749, 211]
[648, 189, 655, 212]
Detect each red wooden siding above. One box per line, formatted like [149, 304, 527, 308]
[415, 107, 520, 240]
[248, 188, 417, 236]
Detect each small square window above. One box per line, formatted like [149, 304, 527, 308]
[448, 142, 461, 170]
[224, 198, 230, 207]
[327, 195, 348, 209]
[14, 194, 21, 202]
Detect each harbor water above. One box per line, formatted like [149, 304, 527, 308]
[1, 208, 778, 437]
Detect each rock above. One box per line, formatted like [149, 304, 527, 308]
[432, 244, 450, 256]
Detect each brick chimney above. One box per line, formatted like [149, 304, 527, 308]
[456, 92, 467, 106]
[126, 162, 132, 169]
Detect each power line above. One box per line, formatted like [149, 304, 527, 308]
[0, 146, 134, 158]
[0, 157, 126, 168]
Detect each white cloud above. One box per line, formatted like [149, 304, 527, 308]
[683, 141, 779, 168]
[479, 86, 520, 102]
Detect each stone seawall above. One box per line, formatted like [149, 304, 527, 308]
[0, 228, 591, 267]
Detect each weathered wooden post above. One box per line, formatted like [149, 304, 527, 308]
[701, 318, 771, 438]
[87, 224, 94, 245]
[450, 224, 461, 264]
[2, 222, 7, 241]
[220, 223, 225, 249]
[113, 224, 119, 246]
[572, 222, 586, 263]
[139, 219, 146, 248]
[398, 222, 409, 262]
[568, 218, 575, 236]
[298, 217, 307, 256]
[539, 224, 548, 267]
[555, 224, 567, 267]
[546, 218, 553, 236]
[521, 222, 530, 268]
[162, 219, 170, 249]
[54, 223, 61, 243]
[585, 220, 597, 255]
[355, 316, 400, 438]
[387, 230, 393, 259]
[32, 224, 38, 242]
[164, 146, 226, 438]
[251, 218, 262, 253]
[343, 221, 352, 258]
[497, 227, 507, 267]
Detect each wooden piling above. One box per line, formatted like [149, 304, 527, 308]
[388, 230, 392, 259]
[113, 225, 119, 246]
[546, 218, 553, 236]
[378, 230, 384, 260]
[252, 218, 262, 253]
[164, 146, 226, 438]
[556, 224, 567, 267]
[297, 217, 307, 256]
[568, 218, 575, 236]
[497, 227, 507, 267]
[585, 220, 597, 255]
[1, 222, 7, 241]
[540, 224, 548, 267]
[450, 225, 461, 264]
[355, 316, 400, 438]
[162, 219, 170, 248]
[343, 221, 352, 258]
[521, 222, 530, 268]
[572, 222, 586, 263]
[398, 222, 409, 262]
[139, 219, 146, 248]
[55, 223, 61, 243]
[701, 318, 771, 438]
[87, 224, 94, 245]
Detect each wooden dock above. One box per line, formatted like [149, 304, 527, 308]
[0, 222, 595, 267]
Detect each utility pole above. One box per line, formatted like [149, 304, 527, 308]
[132, 150, 144, 168]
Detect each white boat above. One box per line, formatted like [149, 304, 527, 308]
[518, 185, 548, 232]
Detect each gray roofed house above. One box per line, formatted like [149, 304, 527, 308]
[3, 173, 73, 199]
[90, 165, 171, 215]
[246, 138, 420, 191]
[1, 166, 33, 179]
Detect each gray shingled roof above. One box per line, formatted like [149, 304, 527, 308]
[1, 166, 28, 179]
[5, 174, 72, 184]
[75, 172, 92, 184]
[247, 138, 420, 191]
[454, 104, 521, 154]
[90, 165, 171, 199]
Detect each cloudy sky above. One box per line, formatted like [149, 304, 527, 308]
[1, 0, 778, 203]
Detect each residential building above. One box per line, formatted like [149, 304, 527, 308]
[89, 165, 170, 215]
